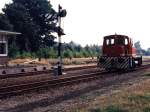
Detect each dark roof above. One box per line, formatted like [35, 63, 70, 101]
[104, 34, 129, 39]
[0, 30, 21, 36]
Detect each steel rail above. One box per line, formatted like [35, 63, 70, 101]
[0, 64, 150, 98]
[0, 65, 96, 79]
[0, 70, 106, 97]
[0, 59, 149, 79]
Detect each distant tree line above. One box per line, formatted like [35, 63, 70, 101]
[62, 41, 101, 58]
[134, 41, 150, 56]
[8, 40, 150, 59]
[8, 41, 101, 59]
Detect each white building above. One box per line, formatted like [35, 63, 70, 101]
[0, 30, 21, 65]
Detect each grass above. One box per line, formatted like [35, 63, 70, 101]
[104, 105, 127, 112]
[86, 105, 127, 112]
[128, 94, 150, 102]
[90, 108, 101, 112]
[9, 57, 96, 66]
[143, 107, 150, 112]
[144, 73, 150, 76]
[80, 95, 88, 100]
[78, 79, 150, 112]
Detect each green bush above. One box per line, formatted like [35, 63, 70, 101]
[63, 50, 73, 58]
[49, 47, 57, 58]
[36, 47, 50, 59]
[81, 50, 89, 57]
[90, 108, 102, 112]
[128, 94, 150, 102]
[104, 105, 127, 112]
[8, 43, 20, 58]
[31, 52, 37, 58]
[20, 51, 32, 58]
[143, 107, 150, 112]
[73, 52, 83, 58]
[8, 42, 101, 59]
[15, 51, 21, 58]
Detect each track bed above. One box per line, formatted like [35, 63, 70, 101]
[0, 64, 149, 112]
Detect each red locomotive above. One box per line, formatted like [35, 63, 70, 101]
[97, 34, 142, 70]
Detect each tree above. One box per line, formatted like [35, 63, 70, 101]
[36, 47, 51, 60]
[49, 47, 57, 58]
[134, 41, 143, 55]
[63, 49, 73, 58]
[3, 0, 58, 52]
[134, 41, 142, 50]
[146, 48, 150, 55]
[134, 41, 148, 55]
[0, 13, 13, 30]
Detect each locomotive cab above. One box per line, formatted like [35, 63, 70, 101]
[103, 35, 136, 57]
[98, 34, 142, 70]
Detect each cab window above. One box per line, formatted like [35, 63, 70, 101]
[111, 39, 114, 45]
[106, 38, 115, 46]
[106, 39, 109, 45]
[125, 38, 128, 45]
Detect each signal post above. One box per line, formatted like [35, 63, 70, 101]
[57, 5, 67, 75]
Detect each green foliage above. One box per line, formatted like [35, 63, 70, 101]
[73, 52, 83, 58]
[145, 48, 150, 55]
[8, 42, 20, 58]
[89, 106, 127, 112]
[134, 41, 143, 55]
[62, 42, 101, 58]
[49, 47, 57, 58]
[63, 49, 73, 58]
[0, 13, 13, 30]
[36, 47, 51, 59]
[3, 0, 58, 52]
[90, 108, 102, 112]
[134, 41, 150, 55]
[81, 50, 90, 57]
[21, 51, 32, 58]
[143, 107, 150, 112]
[128, 94, 150, 102]
[104, 105, 127, 112]
[8, 41, 101, 59]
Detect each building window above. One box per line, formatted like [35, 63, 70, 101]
[0, 42, 7, 55]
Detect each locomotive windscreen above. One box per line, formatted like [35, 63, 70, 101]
[104, 35, 129, 46]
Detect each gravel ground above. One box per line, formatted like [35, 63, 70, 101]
[0, 67, 149, 112]
[0, 66, 98, 87]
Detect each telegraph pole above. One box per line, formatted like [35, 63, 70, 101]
[57, 5, 67, 75]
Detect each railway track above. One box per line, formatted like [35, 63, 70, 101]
[0, 64, 96, 79]
[0, 71, 106, 97]
[0, 63, 150, 98]
[0, 59, 149, 79]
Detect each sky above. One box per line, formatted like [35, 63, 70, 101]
[0, 0, 150, 49]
